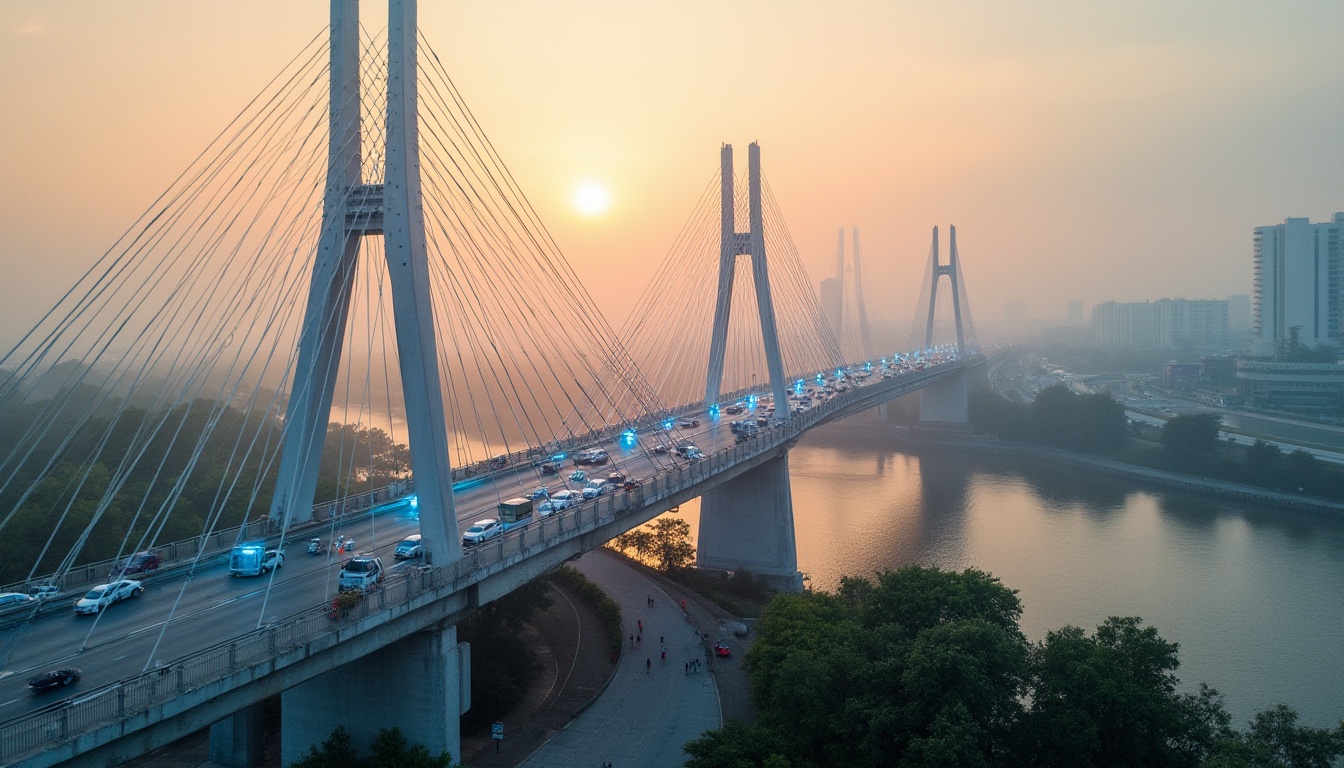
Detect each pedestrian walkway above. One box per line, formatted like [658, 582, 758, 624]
[517, 551, 722, 768]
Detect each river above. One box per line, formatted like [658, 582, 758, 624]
[671, 423, 1344, 730]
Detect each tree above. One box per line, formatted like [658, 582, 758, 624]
[1204, 704, 1344, 768]
[1244, 440, 1284, 487]
[1162, 413, 1222, 465]
[288, 726, 459, 768]
[648, 517, 696, 570]
[1019, 617, 1227, 767]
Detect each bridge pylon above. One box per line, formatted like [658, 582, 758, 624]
[262, 2, 468, 765]
[704, 143, 792, 413]
[699, 143, 802, 593]
[268, 0, 459, 568]
[918, 225, 973, 427]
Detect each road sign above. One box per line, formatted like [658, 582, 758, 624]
[491, 722, 504, 740]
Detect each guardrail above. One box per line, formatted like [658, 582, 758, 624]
[0, 357, 977, 766]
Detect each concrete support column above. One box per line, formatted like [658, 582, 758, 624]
[281, 624, 470, 765]
[208, 701, 266, 768]
[918, 370, 969, 426]
[697, 454, 803, 593]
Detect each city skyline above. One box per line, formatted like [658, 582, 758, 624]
[2, 2, 1342, 342]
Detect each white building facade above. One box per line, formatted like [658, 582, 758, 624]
[1252, 213, 1344, 356]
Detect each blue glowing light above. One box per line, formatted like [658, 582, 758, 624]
[709, 404, 721, 416]
[661, 419, 674, 430]
[621, 429, 637, 446]
[551, 452, 567, 461]
[815, 374, 824, 384]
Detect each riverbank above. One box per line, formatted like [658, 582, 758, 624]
[818, 422, 1344, 516]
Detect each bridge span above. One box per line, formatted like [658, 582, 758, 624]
[0, 357, 977, 768]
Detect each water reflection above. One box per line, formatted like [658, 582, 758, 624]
[781, 427, 1344, 729]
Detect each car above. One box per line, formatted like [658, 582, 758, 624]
[674, 443, 703, 460]
[714, 641, 731, 657]
[574, 448, 609, 466]
[725, 404, 745, 414]
[488, 456, 509, 469]
[582, 479, 611, 499]
[394, 534, 423, 559]
[529, 486, 550, 500]
[27, 668, 80, 693]
[652, 444, 669, 454]
[538, 489, 581, 516]
[677, 418, 700, 428]
[607, 471, 627, 485]
[114, 550, 161, 577]
[538, 461, 559, 476]
[337, 555, 385, 593]
[569, 470, 587, 482]
[73, 579, 143, 615]
[28, 584, 58, 601]
[0, 592, 37, 614]
[462, 518, 502, 546]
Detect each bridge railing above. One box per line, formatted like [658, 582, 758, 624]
[0, 357, 979, 767]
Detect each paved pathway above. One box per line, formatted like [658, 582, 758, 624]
[517, 551, 722, 768]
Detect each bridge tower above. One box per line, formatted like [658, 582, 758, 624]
[240, 2, 468, 766]
[699, 143, 802, 593]
[851, 227, 875, 360]
[918, 225, 971, 426]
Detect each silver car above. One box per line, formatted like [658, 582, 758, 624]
[539, 489, 581, 516]
[462, 518, 502, 546]
[394, 534, 423, 559]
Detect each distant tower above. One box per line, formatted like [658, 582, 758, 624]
[924, 225, 967, 354]
[828, 226, 875, 361]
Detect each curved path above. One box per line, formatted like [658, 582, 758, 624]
[517, 552, 723, 768]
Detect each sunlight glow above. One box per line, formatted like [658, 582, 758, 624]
[573, 182, 610, 215]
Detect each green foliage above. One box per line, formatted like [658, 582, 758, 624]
[1162, 413, 1223, 465]
[288, 726, 458, 768]
[0, 377, 411, 584]
[969, 385, 1127, 453]
[611, 516, 696, 571]
[551, 566, 623, 656]
[684, 567, 1344, 768]
[1203, 704, 1344, 767]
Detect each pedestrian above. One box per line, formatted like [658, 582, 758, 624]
[685, 661, 689, 674]
[629, 634, 634, 648]
[660, 635, 664, 645]
[661, 649, 666, 664]
[637, 619, 643, 633]
[636, 634, 641, 646]
[646, 658, 651, 673]
[681, 598, 687, 611]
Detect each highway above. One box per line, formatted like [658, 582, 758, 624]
[0, 354, 954, 725]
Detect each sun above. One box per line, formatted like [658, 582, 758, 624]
[573, 182, 610, 215]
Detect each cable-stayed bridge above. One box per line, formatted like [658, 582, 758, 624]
[0, 3, 982, 766]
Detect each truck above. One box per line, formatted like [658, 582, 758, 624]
[498, 497, 534, 532]
[228, 543, 284, 577]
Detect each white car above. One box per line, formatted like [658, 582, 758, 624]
[539, 489, 581, 516]
[73, 580, 143, 615]
[582, 479, 611, 499]
[394, 534, 423, 559]
[0, 592, 36, 614]
[462, 518, 502, 546]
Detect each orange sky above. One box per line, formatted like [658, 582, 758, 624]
[3, 1, 1342, 342]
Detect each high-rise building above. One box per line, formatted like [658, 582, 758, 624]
[1092, 301, 1158, 347]
[1155, 299, 1228, 349]
[1252, 213, 1344, 356]
[1226, 294, 1251, 331]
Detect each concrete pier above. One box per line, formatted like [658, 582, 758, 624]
[918, 370, 969, 427]
[697, 454, 803, 592]
[280, 623, 469, 765]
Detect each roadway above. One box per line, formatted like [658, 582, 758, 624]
[0, 352, 955, 726]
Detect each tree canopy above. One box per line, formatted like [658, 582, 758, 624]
[684, 566, 1344, 768]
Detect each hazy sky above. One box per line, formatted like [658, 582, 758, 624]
[3, 1, 1342, 338]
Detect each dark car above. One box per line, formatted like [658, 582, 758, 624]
[488, 456, 509, 469]
[538, 461, 559, 475]
[115, 551, 161, 576]
[28, 668, 80, 693]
